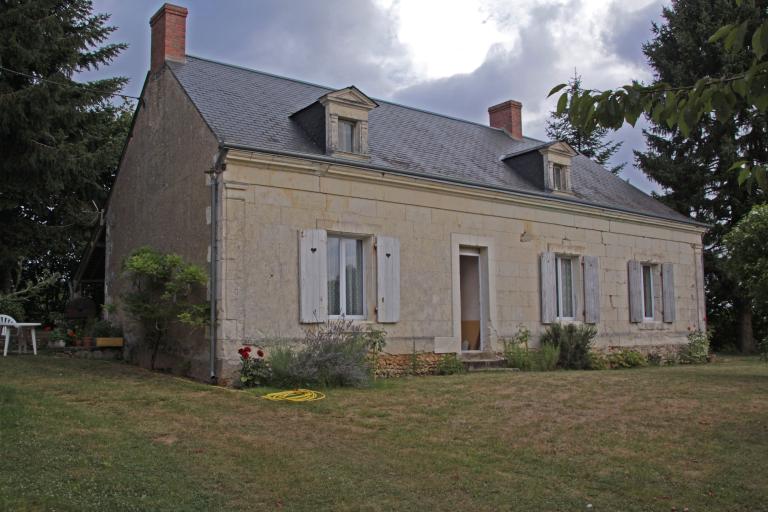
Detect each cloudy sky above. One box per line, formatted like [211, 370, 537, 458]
[86, 0, 667, 193]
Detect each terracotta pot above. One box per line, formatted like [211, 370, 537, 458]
[74, 337, 83, 347]
[81, 336, 93, 348]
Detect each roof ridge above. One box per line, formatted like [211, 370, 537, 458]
[183, 54, 546, 142]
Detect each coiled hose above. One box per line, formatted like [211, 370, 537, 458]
[261, 389, 325, 402]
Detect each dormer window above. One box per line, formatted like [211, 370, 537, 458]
[501, 140, 577, 193]
[338, 119, 355, 153]
[290, 85, 378, 162]
[540, 141, 577, 193]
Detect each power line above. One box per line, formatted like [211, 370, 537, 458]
[0, 65, 140, 101]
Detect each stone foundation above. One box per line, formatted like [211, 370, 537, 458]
[598, 343, 684, 364]
[373, 352, 443, 377]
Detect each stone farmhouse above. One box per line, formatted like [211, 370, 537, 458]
[82, 4, 707, 380]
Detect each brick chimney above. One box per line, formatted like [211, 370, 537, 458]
[488, 100, 523, 140]
[150, 3, 188, 74]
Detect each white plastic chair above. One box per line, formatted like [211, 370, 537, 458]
[1, 315, 38, 357]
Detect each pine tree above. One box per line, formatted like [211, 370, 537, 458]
[545, 72, 626, 174]
[636, 0, 767, 352]
[0, 0, 131, 318]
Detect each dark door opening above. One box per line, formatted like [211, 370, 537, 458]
[460, 252, 482, 351]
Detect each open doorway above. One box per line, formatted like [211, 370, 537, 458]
[460, 248, 483, 351]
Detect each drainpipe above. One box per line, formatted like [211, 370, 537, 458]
[206, 148, 227, 383]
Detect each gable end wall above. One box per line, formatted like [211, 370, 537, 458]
[105, 68, 219, 378]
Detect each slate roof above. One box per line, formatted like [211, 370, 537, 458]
[168, 56, 700, 226]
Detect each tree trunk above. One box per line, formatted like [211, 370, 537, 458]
[738, 299, 756, 354]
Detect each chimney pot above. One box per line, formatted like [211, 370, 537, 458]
[488, 100, 523, 140]
[150, 3, 188, 74]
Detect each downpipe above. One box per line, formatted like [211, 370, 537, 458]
[206, 148, 227, 383]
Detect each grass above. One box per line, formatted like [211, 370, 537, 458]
[1, 356, 767, 511]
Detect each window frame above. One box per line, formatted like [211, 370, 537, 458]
[337, 119, 356, 153]
[552, 164, 566, 191]
[641, 263, 655, 320]
[327, 234, 366, 320]
[555, 254, 576, 320]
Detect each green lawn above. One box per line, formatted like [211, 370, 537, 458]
[1, 356, 767, 511]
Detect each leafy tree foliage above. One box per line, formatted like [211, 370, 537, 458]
[724, 205, 768, 316]
[548, 0, 768, 190]
[0, 0, 132, 319]
[121, 247, 208, 370]
[549, 0, 767, 351]
[546, 72, 625, 174]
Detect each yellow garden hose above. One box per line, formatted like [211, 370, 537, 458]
[261, 389, 325, 402]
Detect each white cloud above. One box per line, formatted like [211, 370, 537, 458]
[389, 0, 513, 79]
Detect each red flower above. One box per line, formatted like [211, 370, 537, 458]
[256, 349, 264, 358]
[238, 346, 252, 359]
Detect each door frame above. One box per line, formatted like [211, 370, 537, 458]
[435, 234, 497, 354]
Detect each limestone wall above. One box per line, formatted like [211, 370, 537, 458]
[215, 150, 706, 369]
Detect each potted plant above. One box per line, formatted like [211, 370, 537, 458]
[48, 327, 68, 348]
[69, 327, 82, 347]
[91, 320, 124, 348]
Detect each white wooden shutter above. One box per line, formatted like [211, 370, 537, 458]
[299, 229, 327, 323]
[662, 262, 676, 323]
[376, 236, 400, 323]
[628, 260, 643, 323]
[583, 255, 600, 324]
[540, 252, 556, 324]
[543, 162, 553, 190]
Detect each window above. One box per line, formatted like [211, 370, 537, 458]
[642, 264, 654, 319]
[556, 255, 575, 319]
[328, 236, 364, 318]
[552, 164, 566, 190]
[338, 119, 355, 153]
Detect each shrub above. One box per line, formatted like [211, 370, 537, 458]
[503, 324, 533, 370]
[589, 351, 610, 370]
[680, 329, 710, 364]
[266, 345, 299, 387]
[0, 294, 24, 321]
[540, 323, 597, 370]
[608, 349, 647, 369]
[646, 352, 663, 366]
[121, 247, 208, 369]
[504, 342, 532, 370]
[366, 327, 387, 378]
[90, 319, 123, 337]
[436, 354, 467, 375]
[265, 320, 375, 388]
[534, 343, 560, 371]
[237, 346, 271, 387]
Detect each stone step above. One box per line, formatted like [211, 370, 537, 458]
[459, 355, 508, 371]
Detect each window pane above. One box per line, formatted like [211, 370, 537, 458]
[338, 120, 354, 152]
[344, 239, 364, 316]
[327, 237, 340, 316]
[553, 165, 562, 190]
[643, 265, 654, 318]
[561, 258, 574, 317]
